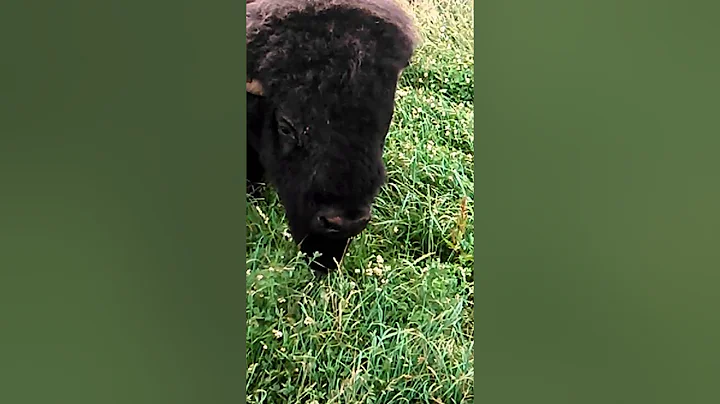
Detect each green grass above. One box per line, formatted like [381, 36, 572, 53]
[246, 0, 474, 402]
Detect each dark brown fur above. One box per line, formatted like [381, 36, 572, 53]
[246, 0, 418, 273]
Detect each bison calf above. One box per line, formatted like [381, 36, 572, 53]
[246, 0, 418, 272]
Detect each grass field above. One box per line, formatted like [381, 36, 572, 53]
[246, 0, 474, 402]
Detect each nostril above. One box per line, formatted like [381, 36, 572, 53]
[352, 215, 370, 226]
[318, 215, 343, 231]
[345, 209, 363, 221]
[346, 207, 372, 223]
[315, 206, 372, 235]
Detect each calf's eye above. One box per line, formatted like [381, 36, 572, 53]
[278, 119, 295, 140]
[276, 117, 302, 156]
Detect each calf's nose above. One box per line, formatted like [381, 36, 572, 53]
[315, 206, 372, 237]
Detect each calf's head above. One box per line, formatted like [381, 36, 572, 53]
[246, 0, 418, 271]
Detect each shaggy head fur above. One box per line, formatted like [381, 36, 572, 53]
[246, 0, 418, 272]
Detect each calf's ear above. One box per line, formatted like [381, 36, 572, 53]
[246, 78, 264, 96]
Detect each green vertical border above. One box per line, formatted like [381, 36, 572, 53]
[475, 1, 720, 403]
[0, 1, 248, 403]
[240, 2, 248, 402]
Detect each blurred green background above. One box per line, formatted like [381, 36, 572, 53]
[476, 1, 720, 403]
[1, 1, 246, 403]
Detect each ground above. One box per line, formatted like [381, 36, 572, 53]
[246, 0, 474, 402]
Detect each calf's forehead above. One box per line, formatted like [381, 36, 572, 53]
[275, 72, 402, 118]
